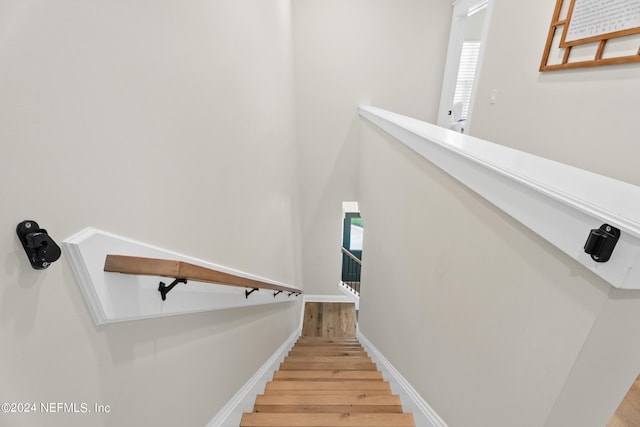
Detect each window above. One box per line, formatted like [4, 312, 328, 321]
[453, 41, 481, 121]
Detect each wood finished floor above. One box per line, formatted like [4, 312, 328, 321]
[301, 302, 357, 338]
[608, 375, 640, 427]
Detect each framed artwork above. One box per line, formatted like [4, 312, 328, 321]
[540, 0, 640, 71]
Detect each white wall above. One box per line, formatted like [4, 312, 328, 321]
[293, 0, 451, 294]
[473, 1, 640, 422]
[471, 0, 640, 187]
[0, 1, 301, 426]
[357, 0, 640, 426]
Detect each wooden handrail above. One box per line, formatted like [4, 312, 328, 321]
[341, 247, 362, 265]
[104, 255, 302, 294]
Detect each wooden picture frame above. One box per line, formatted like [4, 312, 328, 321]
[540, 0, 640, 71]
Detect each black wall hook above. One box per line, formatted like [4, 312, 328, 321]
[16, 220, 61, 269]
[584, 223, 620, 263]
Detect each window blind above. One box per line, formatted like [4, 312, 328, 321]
[453, 41, 481, 120]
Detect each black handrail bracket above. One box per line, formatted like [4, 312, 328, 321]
[245, 288, 259, 299]
[158, 278, 188, 301]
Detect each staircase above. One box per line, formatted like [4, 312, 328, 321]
[240, 336, 416, 426]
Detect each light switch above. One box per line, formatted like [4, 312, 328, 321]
[490, 89, 498, 104]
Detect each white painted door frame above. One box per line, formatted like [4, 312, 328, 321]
[437, 0, 493, 133]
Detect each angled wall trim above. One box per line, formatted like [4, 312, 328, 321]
[360, 106, 640, 289]
[63, 228, 299, 325]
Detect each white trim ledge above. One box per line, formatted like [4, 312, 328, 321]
[63, 228, 300, 325]
[359, 106, 640, 289]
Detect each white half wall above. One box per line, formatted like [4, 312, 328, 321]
[357, 119, 621, 427]
[359, 106, 640, 290]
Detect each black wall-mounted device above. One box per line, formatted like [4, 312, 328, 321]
[584, 223, 620, 263]
[16, 220, 62, 269]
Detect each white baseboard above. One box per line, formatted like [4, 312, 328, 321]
[206, 328, 301, 427]
[358, 332, 448, 427]
[301, 294, 357, 303]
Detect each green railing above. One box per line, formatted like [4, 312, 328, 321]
[341, 247, 361, 294]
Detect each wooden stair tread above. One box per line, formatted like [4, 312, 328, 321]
[253, 405, 402, 414]
[254, 394, 401, 405]
[253, 394, 402, 412]
[265, 380, 391, 392]
[288, 353, 368, 358]
[273, 370, 383, 381]
[291, 348, 364, 353]
[279, 362, 378, 371]
[294, 343, 361, 346]
[289, 349, 367, 355]
[284, 356, 373, 363]
[258, 390, 397, 399]
[264, 390, 393, 396]
[296, 340, 362, 347]
[293, 346, 364, 351]
[240, 412, 416, 426]
[295, 341, 361, 345]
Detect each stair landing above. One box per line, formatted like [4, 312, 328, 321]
[301, 302, 357, 338]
